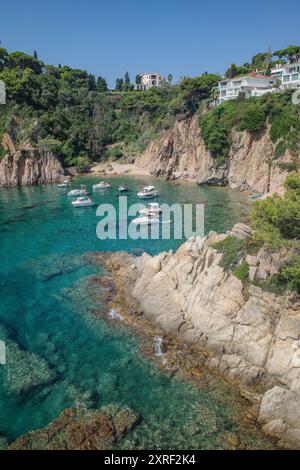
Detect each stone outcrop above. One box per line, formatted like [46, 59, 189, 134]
[136, 116, 297, 194]
[0, 134, 65, 187]
[9, 405, 139, 450]
[106, 228, 300, 448]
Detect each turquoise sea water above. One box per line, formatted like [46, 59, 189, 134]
[0, 175, 272, 449]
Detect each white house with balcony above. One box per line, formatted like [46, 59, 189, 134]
[137, 72, 165, 90]
[217, 74, 277, 105]
[271, 62, 300, 90]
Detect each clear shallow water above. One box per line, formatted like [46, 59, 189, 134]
[0, 176, 271, 449]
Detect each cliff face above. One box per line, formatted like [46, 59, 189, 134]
[107, 229, 300, 449]
[0, 135, 65, 187]
[136, 116, 296, 194]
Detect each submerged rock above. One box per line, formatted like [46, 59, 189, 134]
[0, 324, 55, 395]
[4, 340, 56, 395]
[9, 405, 139, 450]
[24, 253, 92, 281]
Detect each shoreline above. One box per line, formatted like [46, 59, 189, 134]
[88, 161, 151, 177]
[86, 252, 278, 450]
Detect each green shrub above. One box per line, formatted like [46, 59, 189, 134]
[274, 141, 286, 159]
[103, 145, 123, 160]
[254, 274, 288, 295]
[239, 104, 266, 132]
[277, 162, 299, 172]
[279, 258, 300, 294]
[233, 261, 249, 280]
[212, 236, 247, 270]
[251, 173, 300, 249]
[67, 156, 91, 172]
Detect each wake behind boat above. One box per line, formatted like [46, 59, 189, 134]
[137, 186, 159, 199]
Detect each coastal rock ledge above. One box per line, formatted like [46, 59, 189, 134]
[107, 228, 300, 449]
[0, 134, 65, 187]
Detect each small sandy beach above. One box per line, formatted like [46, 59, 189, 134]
[89, 161, 151, 177]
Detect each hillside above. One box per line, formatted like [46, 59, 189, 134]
[0, 47, 300, 191]
[136, 89, 300, 194]
[0, 47, 220, 185]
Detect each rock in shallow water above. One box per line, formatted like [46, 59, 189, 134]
[9, 405, 139, 450]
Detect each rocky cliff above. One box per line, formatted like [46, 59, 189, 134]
[0, 134, 65, 187]
[106, 227, 300, 449]
[136, 116, 296, 194]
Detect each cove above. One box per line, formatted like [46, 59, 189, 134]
[0, 175, 274, 449]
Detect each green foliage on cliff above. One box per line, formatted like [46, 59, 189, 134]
[233, 261, 249, 280]
[251, 173, 300, 249]
[199, 90, 300, 167]
[0, 48, 219, 168]
[251, 173, 300, 294]
[212, 236, 247, 270]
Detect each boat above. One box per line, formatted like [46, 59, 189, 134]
[71, 196, 94, 207]
[137, 185, 159, 198]
[93, 181, 111, 190]
[139, 202, 162, 216]
[68, 185, 88, 197]
[132, 212, 160, 225]
[58, 179, 71, 188]
[118, 184, 128, 192]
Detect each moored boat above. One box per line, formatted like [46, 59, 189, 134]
[131, 212, 160, 225]
[139, 202, 161, 216]
[71, 196, 94, 207]
[93, 181, 111, 190]
[68, 185, 88, 197]
[137, 185, 159, 199]
[118, 184, 128, 192]
[58, 179, 71, 188]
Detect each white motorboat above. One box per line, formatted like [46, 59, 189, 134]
[118, 184, 128, 192]
[71, 196, 94, 207]
[68, 185, 88, 197]
[93, 181, 111, 190]
[139, 202, 161, 216]
[137, 185, 159, 198]
[132, 213, 160, 225]
[58, 179, 71, 188]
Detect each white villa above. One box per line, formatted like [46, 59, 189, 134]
[271, 61, 300, 90]
[137, 72, 165, 90]
[217, 74, 276, 105]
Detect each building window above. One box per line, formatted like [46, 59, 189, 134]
[291, 73, 299, 81]
[233, 81, 242, 86]
[283, 75, 290, 82]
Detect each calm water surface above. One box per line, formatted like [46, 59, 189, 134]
[0, 175, 273, 449]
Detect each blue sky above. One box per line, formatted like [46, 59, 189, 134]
[0, 0, 299, 87]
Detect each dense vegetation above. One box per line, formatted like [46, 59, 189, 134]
[0, 47, 219, 169]
[251, 173, 300, 294]
[199, 90, 300, 167]
[224, 45, 300, 79]
[212, 174, 300, 294]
